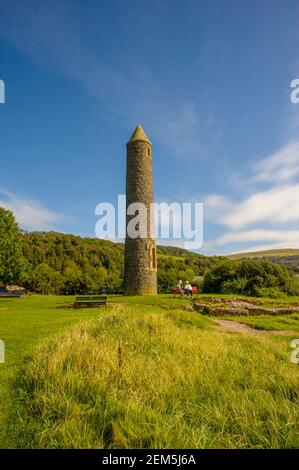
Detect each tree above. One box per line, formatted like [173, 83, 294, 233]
[31, 263, 63, 294]
[203, 259, 299, 296]
[62, 266, 84, 295]
[18, 231, 222, 294]
[0, 207, 23, 283]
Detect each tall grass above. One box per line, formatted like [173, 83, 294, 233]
[14, 305, 298, 448]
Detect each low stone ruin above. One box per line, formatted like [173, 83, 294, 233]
[193, 297, 299, 316]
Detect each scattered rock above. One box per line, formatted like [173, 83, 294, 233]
[183, 304, 194, 312]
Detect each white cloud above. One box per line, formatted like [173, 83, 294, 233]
[203, 141, 299, 231]
[205, 139, 299, 252]
[204, 194, 235, 221]
[221, 184, 299, 229]
[253, 141, 299, 184]
[212, 229, 299, 247]
[0, 188, 64, 230]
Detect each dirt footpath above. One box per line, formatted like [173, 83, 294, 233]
[214, 319, 297, 336]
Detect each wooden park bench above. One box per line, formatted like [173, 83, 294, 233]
[0, 292, 23, 298]
[73, 295, 107, 309]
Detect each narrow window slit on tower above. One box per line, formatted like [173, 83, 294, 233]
[152, 246, 156, 269]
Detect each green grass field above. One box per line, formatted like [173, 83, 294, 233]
[0, 295, 298, 448]
[0, 295, 100, 447]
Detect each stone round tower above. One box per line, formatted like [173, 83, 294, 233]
[124, 124, 157, 295]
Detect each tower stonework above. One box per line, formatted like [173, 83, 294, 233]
[124, 124, 157, 295]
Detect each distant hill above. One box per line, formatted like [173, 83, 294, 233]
[228, 249, 299, 273]
[228, 249, 299, 259]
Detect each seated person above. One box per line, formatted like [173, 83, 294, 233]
[184, 281, 193, 297]
[173, 280, 183, 298]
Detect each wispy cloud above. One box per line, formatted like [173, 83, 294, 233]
[252, 141, 299, 184]
[0, 0, 213, 160]
[205, 139, 299, 253]
[204, 195, 234, 222]
[210, 229, 299, 247]
[221, 183, 299, 229]
[0, 188, 64, 230]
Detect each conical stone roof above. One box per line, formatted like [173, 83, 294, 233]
[127, 124, 151, 145]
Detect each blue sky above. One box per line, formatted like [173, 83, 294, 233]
[0, 0, 299, 255]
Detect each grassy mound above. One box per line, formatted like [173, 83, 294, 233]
[14, 305, 298, 448]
